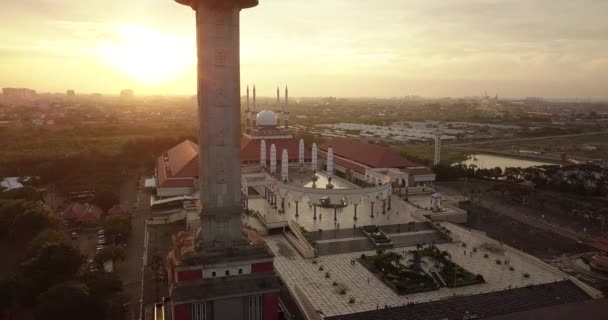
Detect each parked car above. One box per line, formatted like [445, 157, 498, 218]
[97, 238, 106, 245]
[98, 230, 105, 236]
[71, 231, 78, 239]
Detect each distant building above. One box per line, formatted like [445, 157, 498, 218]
[120, 89, 134, 99]
[66, 89, 75, 96]
[2, 87, 37, 105]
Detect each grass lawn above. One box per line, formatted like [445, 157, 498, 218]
[392, 144, 469, 165]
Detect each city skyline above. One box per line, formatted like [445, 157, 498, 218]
[1, 0, 608, 98]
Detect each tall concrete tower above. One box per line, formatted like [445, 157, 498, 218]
[176, 0, 259, 246]
[171, 1, 280, 320]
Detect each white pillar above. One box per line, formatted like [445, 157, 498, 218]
[270, 144, 277, 174]
[299, 139, 304, 166]
[312, 143, 318, 171]
[260, 140, 266, 167]
[327, 147, 334, 179]
[281, 149, 289, 181]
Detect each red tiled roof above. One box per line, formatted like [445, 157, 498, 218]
[318, 150, 367, 174]
[166, 140, 199, 177]
[157, 138, 310, 188]
[320, 137, 417, 168]
[157, 140, 199, 189]
[61, 202, 102, 223]
[241, 136, 310, 163]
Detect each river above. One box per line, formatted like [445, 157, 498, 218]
[460, 154, 552, 170]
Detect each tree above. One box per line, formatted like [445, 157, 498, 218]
[0, 186, 43, 201]
[598, 208, 608, 234]
[17, 242, 83, 302]
[80, 270, 127, 320]
[35, 281, 93, 320]
[95, 190, 120, 214]
[26, 228, 70, 258]
[0, 199, 62, 243]
[103, 215, 131, 244]
[94, 245, 126, 270]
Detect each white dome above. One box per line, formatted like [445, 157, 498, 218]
[256, 110, 278, 126]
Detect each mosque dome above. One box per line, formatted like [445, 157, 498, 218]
[256, 110, 278, 127]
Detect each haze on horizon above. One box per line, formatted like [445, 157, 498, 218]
[1, 0, 607, 99]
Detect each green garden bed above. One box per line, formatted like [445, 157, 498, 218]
[359, 252, 438, 295]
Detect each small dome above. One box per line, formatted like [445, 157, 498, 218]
[256, 110, 278, 126]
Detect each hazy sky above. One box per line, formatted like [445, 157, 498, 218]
[1, 0, 607, 98]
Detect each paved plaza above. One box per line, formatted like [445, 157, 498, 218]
[265, 222, 567, 317]
[249, 196, 421, 232]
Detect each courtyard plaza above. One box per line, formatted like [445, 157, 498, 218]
[247, 171, 432, 232]
[265, 221, 569, 318]
[248, 195, 420, 233]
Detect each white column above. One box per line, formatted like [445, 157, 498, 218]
[327, 147, 334, 179]
[298, 139, 304, 166]
[260, 140, 266, 167]
[312, 143, 318, 171]
[281, 149, 289, 181]
[270, 144, 277, 174]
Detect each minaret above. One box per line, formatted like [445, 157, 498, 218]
[252, 84, 257, 127]
[281, 149, 288, 182]
[327, 146, 334, 179]
[246, 85, 250, 110]
[434, 132, 442, 165]
[284, 86, 289, 129]
[246, 85, 250, 128]
[284, 86, 288, 113]
[176, 0, 260, 246]
[298, 139, 304, 166]
[260, 139, 266, 167]
[312, 143, 318, 172]
[270, 144, 277, 174]
[276, 86, 280, 112]
[173, 1, 280, 318]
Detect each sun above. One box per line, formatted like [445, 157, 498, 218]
[96, 25, 195, 84]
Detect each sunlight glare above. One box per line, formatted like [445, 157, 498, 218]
[96, 25, 194, 84]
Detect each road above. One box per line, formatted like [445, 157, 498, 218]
[473, 199, 583, 242]
[446, 130, 608, 147]
[437, 182, 586, 242]
[117, 176, 151, 320]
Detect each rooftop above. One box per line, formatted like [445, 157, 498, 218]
[320, 137, 417, 169]
[263, 217, 585, 318]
